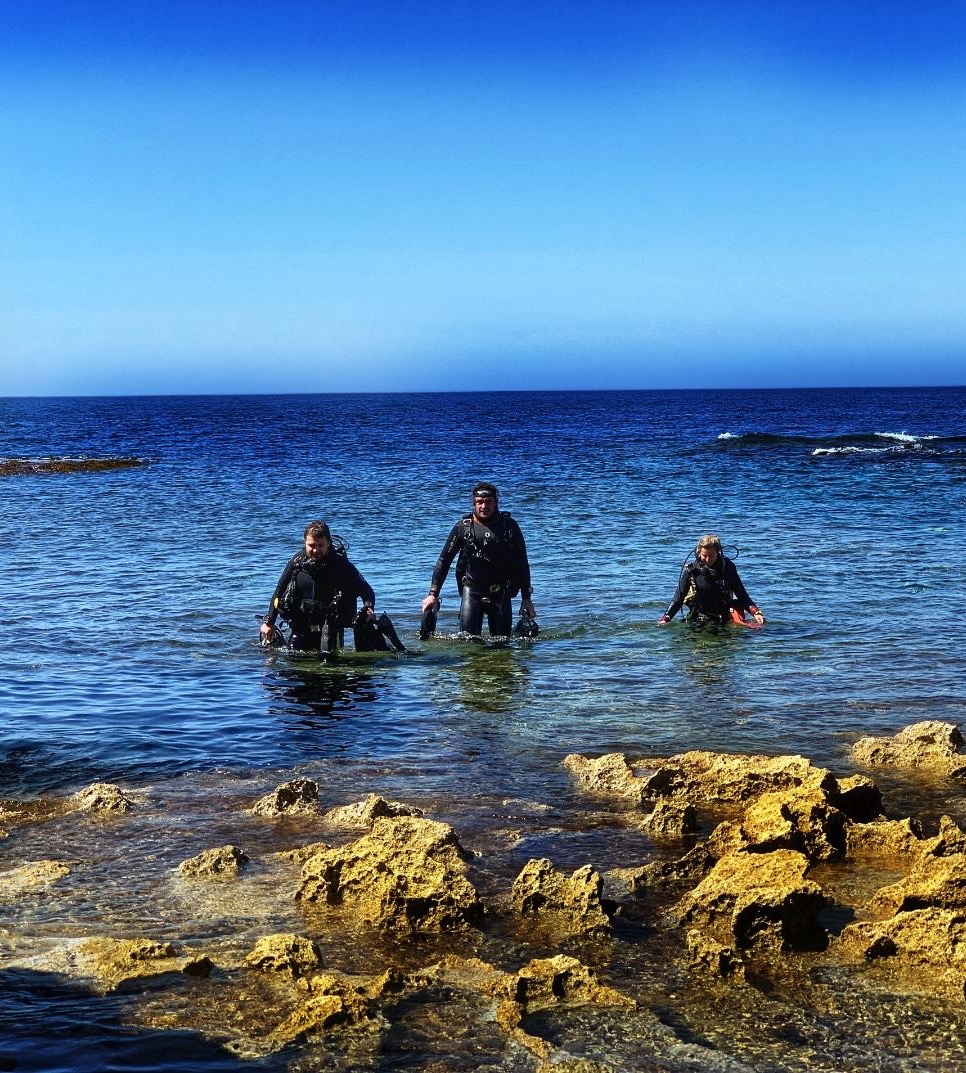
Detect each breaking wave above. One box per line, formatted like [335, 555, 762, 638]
[713, 430, 964, 461]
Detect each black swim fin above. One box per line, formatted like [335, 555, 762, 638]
[513, 610, 539, 638]
[353, 610, 390, 652]
[376, 611, 407, 652]
[419, 600, 439, 640]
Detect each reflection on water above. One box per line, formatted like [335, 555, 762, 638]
[265, 659, 382, 727]
[676, 624, 745, 687]
[452, 643, 530, 715]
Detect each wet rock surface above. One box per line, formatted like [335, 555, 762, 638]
[3, 723, 966, 1070]
[851, 720, 966, 779]
[72, 781, 136, 815]
[674, 849, 829, 953]
[510, 858, 615, 936]
[244, 932, 323, 976]
[320, 792, 424, 830]
[296, 815, 485, 931]
[249, 777, 320, 816]
[178, 845, 250, 880]
[0, 859, 72, 897]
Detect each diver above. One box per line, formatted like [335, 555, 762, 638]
[261, 520, 379, 654]
[657, 534, 765, 628]
[420, 482, 536, 638]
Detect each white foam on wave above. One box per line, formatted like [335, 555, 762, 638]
[812, 446, 885, 457]
[874, 431, 937, 443]
[717, 432, 738, 440]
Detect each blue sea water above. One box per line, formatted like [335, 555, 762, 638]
[2, 387, 965, 1071]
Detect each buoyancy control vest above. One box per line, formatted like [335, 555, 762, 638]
[682, 561, 733, 622]
[454, 512, 523, 597]
[280, 550, 351, 628]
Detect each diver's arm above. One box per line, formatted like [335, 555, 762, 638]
[344, 559, 376, 611]
[509, 518, 533, 598]
[260, 556, 297, 638]
[658, 567, 691, 624]
[726, 560, 764, 621]
[422, 522, 463, 609]
[507, 517, 536, 616]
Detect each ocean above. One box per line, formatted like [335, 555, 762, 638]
[1, 387, 965, 1071]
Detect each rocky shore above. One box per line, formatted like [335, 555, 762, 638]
[0, 456, 144, 476]
[3, 720, 966, 1070]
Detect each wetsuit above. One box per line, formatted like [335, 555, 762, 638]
[428, 512, 533, 636]
[662, 555, 757, 626]
[265, 549, 375, 652]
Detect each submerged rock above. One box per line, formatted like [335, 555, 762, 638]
[839, 908, 966, 1000]
[0, 802, 27, 835]
[77, 937, 188, 989]
[0, 859, 71, 897]
[178, 844, 250, 880]
[561, 753, 649, 805]
[495, 954, 636, 1059]
[686, 928, 745, 980]
[255, 968, 415, 1051]
[72, 782, 134, 815]
[266, 986, 373, 1047]
[244, 933, 323, 977]
[296, 815, 484, 931]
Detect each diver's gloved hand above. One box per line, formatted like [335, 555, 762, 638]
[259, 620, 285, 647]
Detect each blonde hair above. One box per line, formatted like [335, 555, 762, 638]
[696, 534, 722, 553]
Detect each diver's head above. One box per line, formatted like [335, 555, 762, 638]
[303, 520, 332, 561]
[695, 534, 722, 567]
[472, 482, 498, 520]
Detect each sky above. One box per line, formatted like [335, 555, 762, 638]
[2, 1, 965, 396]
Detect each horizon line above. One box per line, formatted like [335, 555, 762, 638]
[2, 382, 964, 402]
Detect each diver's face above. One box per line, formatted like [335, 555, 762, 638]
[305, 534, 330, 561]
[473, 494, 496, 520]
[696, 545, 719, 566]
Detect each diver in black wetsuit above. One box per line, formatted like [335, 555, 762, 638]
[420, 482, 536, 637]
[260, 520, 376, 652]
[657, 534, 765, 627]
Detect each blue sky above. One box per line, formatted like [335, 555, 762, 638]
[2, 1, 965, 396]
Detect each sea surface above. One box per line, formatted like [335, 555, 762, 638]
[1, 387, 965, 1071]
